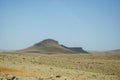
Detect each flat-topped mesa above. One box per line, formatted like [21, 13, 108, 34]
[61, 45, 88, 53]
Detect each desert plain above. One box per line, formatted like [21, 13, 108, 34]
[0, 51, 120, 80]
[0, 39, 120, 80]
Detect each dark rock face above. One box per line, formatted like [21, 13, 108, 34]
[68, 47, 88, 53]
[61, 45, 88, 53]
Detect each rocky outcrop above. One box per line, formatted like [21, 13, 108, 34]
[61, 45, 88, 53]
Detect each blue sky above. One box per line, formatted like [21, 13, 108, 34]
[0, 0, 120, 51]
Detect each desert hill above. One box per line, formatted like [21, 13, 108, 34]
[104, 49, 120, 55]
[19, 39, 88, 54]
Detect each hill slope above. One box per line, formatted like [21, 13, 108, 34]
[19, 39, 88, 54]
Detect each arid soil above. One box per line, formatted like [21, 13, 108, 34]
[0, 52, 120, 80]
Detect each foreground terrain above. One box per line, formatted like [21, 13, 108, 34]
[0, 52, 120, 80]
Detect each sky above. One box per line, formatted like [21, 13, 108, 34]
[0, 0, 120, 51]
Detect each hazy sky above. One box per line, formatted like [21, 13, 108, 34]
[0, 0, 120, 51]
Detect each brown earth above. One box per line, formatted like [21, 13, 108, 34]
[0, 51, 120, 80]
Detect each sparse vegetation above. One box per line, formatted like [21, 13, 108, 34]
[0, 52, 120, 80]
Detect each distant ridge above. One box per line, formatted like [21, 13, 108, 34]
[19, 39, 88, 54]
[61, 45, 88, 53]
[104, 49, 120, 55]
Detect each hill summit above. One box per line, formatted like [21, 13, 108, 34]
[35, 39, 59, 47]
[20, 39, 88, 54]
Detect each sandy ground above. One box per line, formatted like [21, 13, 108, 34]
[0, 52, 120, 80]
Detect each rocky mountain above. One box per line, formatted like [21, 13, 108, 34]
[19, 39, 88, 54]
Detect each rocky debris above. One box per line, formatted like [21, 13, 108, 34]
[0, 73, 18, 80]
[55, 75, 61, 78]
[0, 73, 65, 80]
